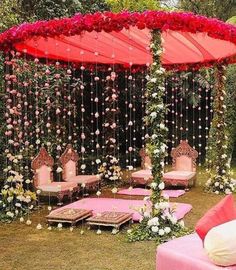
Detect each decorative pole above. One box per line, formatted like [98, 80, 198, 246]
[145, 30, 167, 207]
[128, 30, 187, 243]
[206, 65, 235, 194]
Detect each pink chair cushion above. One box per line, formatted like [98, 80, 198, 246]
[175, 155, 193, 171]
[37, 165, 52, 185]
[38, 181, 77, 192]
[131, 169, 152, 179]
[195, 195, 236, 241]
[163, 171, 195, 180]
[67, 175, 99, 184]
[64, 160, 77, 179]
[156, 233, 236, 270]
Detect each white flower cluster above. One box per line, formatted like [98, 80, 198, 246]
[147, 216, 172, 236]
[206, 176, 235, 195]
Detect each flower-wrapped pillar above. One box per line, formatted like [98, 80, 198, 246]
[206, 65, 235, 194]
[145, 31, 167, 207]
[127, 30, 187, 243]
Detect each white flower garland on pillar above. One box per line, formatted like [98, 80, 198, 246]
[127, 30, 188, 243]
[206, 65, 235, 194]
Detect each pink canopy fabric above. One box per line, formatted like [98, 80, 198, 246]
[1, 11, 236, 70]
[14, 28, 236, 68]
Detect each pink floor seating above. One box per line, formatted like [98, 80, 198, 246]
[156, 233, 236, 270]
[131, 148, 153, 185]
[163, 140, 198, 188]
[59, 144, 100, 190]
[31, 147, 78, 203]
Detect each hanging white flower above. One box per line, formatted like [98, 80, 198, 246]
[96, 229, 102, 235]
[36, 223, 42, 230]
[26, 219, 32, 225]
[56, 167, 63, 173]
[158, 182, 165, 190]
[95, 159, 101, 164]
[111, 187, 118, 194]
[96, 191, 101, 197]
[19, 217, 24, 223]
[81, 164, 86, 170]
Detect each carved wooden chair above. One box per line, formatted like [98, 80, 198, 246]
[31, 147, 78, 203]
[131, 148, 153, 185]
[59, 144, 100, 190]
[163, 140, 198, 188]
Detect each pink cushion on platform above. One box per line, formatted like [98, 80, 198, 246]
[51, 198, 192, 222]
[195, 195, 236, 241]
[163, 170, 195, 180]
[117, 188, 185, 198]
[132, 169, 152, 178]
[67, 175, 99, 184]
[156, 233, 236, 270]
[38, 181, 77, 192]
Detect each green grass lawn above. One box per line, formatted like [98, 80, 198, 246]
[0, 167, 236, 270]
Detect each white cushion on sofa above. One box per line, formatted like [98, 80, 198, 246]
[204, 219, 236, 267]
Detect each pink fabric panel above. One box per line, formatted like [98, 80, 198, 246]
[175, 155, 193, 171]
[64, 160, 76, 180]
[67, 175, 98, 184]
[37, 165, 52, 186]
[156, 234, 236, 270]
[15, 28, 236, 67]
[51, 198, 192, 222]
[163, 171, 196, 180]
[117, 188, 185, 198]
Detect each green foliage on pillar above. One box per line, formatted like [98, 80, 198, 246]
[206, 65, 235, 194]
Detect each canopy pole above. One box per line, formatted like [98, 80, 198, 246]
[145, 30, 167, 207]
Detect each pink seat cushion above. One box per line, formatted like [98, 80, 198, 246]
[163, 171, 195, 180]
[195, 195, 236, 241]
[131, 169, 152, 179]
[67, 175, 99, 184]
[156, 233, 236, 270]
[38, 181, 77, 192]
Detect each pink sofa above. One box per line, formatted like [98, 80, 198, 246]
[31, 147, 78, 203]
[59, 144, 100, 190]
[156, 233, 236, 270]
[163, 140, 198, 188]
[131, 148, 153, 185]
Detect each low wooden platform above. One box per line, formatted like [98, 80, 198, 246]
[46, 208, 92, 226]
[86, 211, 132, 230]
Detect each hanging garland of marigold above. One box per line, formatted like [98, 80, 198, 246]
[127, 30, 189, 244]
[205, 65, 235, 194]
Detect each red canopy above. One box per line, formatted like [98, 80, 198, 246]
[1, 11, 236, 70]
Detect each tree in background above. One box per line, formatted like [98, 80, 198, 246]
[105, 0, 160, 12]
[178, 0, 236, 21]
[19, 0, 109, 21]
